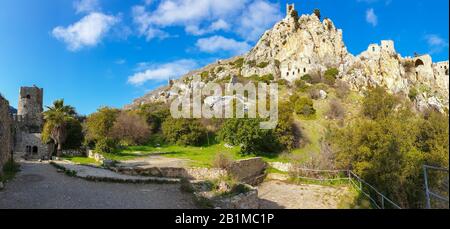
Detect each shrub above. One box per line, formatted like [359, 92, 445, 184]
[335, 80, 350, 99]
[308, 88, 321, 100]
[137, 102, 170, 132]
[231, 58, 244, 68]
[110, 112, 151, 146]
[326, 99, 345, 120]
[330, 109, 449, 208]
[294, 97, 316, 116]
[294, 79, 309, 92]
[218, 118, 279, 154]
[84, 107, 120, 144]
[63, 118, 84, 150]
[257, 62, 269, 68]
[94, 137, 118, 154]
[260, 74, 274, 83]
[201, 71, 209, 81]
[313, 9, 321, 20]
[363, 87, 400, 120]
[162, 118, 207, 146]
[212, 152, 234, 170]
[246, 60, 256, 67]
[324, 68, 339, 86]
[408, 87, 419, 101]
[301, 74, 312, 83]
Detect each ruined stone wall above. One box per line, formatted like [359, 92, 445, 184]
[0, 96, 13, 173]
[14, 132, 48, 159]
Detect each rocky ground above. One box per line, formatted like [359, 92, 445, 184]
[0, 160, 196, 209]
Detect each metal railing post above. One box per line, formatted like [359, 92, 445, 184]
[423, 165, 431, 209]
[381, 195, 385, 209]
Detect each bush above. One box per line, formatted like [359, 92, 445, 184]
[162, 118, 207, 146]
[294, 79, 309, 92]
[218, 118, 280, 154]
[231, 58, 244, 68]
[212, 152, 234, 170]
[257, 62, 269, 68]
[308, 88, 321, 100]
[408, 87, 418, 101]
[110, 112, 151, 146]
[314, 9, 321, 19]
[94, 138, 118, 154]
[84, 107, 120, 144]
[324, 68, 339, 86]
[301, 74, 312, 83]
[294, 97, 316, 116]
[137, 102, 170, 132]
[201, 71, 209, 81]
[260, 74, 274, 83]
[326, 99, 345, 120]
[63, 118, 84, 150]
[335, 80, 350, 99]
[363, 87, 400, 120]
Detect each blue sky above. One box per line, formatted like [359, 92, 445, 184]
[0, 0, 448, 115]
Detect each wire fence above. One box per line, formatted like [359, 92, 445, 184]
[423, 165, 449, 209]
[289, 167, 402, 209]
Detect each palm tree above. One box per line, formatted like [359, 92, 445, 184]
[43, 99, 76, 157]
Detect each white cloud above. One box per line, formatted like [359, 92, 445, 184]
[196, 36, 251, 55]
[366, 8, 378, 27]
[128, 59, 198, 85]
[131, 0, 281, 41]
[425, 34, 449, 54]
[73, 0, 100, 14]
[236, 0, 282, 41]
[52, 12, 119, 51]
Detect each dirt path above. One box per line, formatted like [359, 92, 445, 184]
[258, 180, 353, 209]
[0, 161, 196, 209]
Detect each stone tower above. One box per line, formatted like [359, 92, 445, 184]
[17, 86, 43, 132]
[286, 3, 295, 17]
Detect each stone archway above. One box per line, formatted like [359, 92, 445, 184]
[415, 59, 424, 67]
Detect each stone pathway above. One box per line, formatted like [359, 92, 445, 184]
[0, 161, 196, 209]
[257, 180, 352, 209]
[53, 160, 179, 183]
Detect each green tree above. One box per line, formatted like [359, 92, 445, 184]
[84, 107, 120, 145]
[218, 118, 279, 154]
[137, 102, 170, 132]
[362, 87, 399, 120]
[42, 99, 77, 157]
[162, 117, 207, 146]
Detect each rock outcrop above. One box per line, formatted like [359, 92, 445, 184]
[126, 3, 449, 112]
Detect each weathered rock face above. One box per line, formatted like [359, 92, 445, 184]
[0, 95, 13, 173]
[242, 8, 348, 82]
[127, 3, 449, 112]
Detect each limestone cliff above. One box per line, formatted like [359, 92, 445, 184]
[126, 4, 449, 112]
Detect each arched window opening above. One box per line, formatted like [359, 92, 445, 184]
[415, 59, 424, 67]
[32, 146, 38, 154]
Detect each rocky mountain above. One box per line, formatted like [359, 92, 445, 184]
[126, 4, 449, 112]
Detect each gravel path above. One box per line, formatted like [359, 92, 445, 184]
[0, 161, 197, 209]
[258, 180, 352, 209]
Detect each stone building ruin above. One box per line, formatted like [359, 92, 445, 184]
[13, 86, 48, 159]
